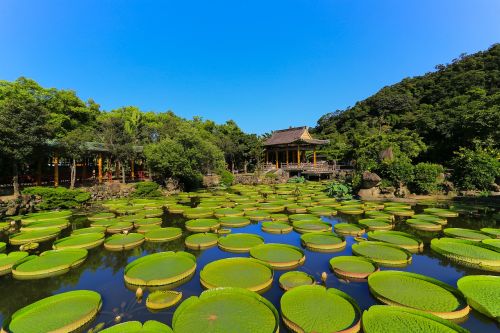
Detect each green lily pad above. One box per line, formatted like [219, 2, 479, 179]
[362, 305, 469, 333]
[137, 225, 162, 234]
[286, 204, 308, 214]
[424, 208, 459, 217]
[261, 221, 293, 234]
[8, 290, 102, 333]
[72, 226, 106, 235]
[9, 228, 60, 245]
[133, 218, 162, 228]
[125, 251, 196, 287]
[482, 238, 500, 251]
[278, 271, 315, 290]
[338, 206, 364, 215]
[106, 222, 134, 234]
[144, 227, 182, 242]
[0, 251, 29, 276]
[183, 207, 214, 219]
[481, 228, 500, 239]
[358, 218, 393, 231]
[172, 287, 279, 333]
[367, 231, 423, 251]
[245, 210, 272, 221]
[365, 211, 394, 220]
[90, 218, 118, 227]
[200, 257, 273, 292]
[406, 218, 442, 231]
[218, 216, 251, 227]
[88, 212, 115, 221]
[0, 241, 5, 253]
[333, 223, 365, 236]
[457, 275, 500, 322]
[104, 233, 145, 251]
[250, 243, 305, 269]
[20, 210, 72, 224]
[430, 238, 500, 272]
[412, 214, 447, 225]
[300, 232, 345, 252]
[185, 233, 218, 250]
[185, 218, 220, 232]
[258, 202, 286, 213]
[20, 219, 69, 231]
[214, 208, 244, 218]
[218, 233, 264, 252]
[368, 270, 469, 319]
[53, 233, 105, 250]
[100, 320, 173, 333]
[383, 207, 414, 217]
[142, 209, 164, 218]
[292, 220, 332, 234]
[329, 256, 379, 279]
[289, 213, 318, 222]
[352, 241, 412, 267]
[307, 206, 337, 216]
[281, 285, 361, 333]
[146, 291, 183, 311]
[443, 228, 492, 241]
[12, 248, 88, 280]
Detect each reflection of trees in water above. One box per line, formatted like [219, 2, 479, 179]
[142, 237, 185, 254]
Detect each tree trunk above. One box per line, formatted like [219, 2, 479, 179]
[12, 163, 20, 196]
[148, 166, 153, 181]
[244, 160, 248, 174]
[120, 161, 126, 184]
[70, 158, 76, 189]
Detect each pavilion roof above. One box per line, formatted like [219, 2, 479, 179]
[263, 126, 329, 146]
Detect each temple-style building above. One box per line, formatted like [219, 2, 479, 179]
[263, 126, 333, 175]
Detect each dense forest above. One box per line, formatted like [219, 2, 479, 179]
[314, 44, 500, 192]
[0, 78, 261, 194]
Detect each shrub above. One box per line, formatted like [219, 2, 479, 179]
[324, 181, 352, 200]
[133, 181, 162, 198]
[22, 186, 91, 210]
[377, 158, 414, 187]
[288, 176, 305, 184]
[219, 170, 235, 187]
[451, 146, 500, 190]
[410, 163, 444, 194]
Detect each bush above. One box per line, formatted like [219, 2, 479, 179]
[22, 186, 91, 210]
[219, 170, 235, 187]
[377, 158, 414, 187]
[324, 181, 352, 200]
[133, 181, 162, 198]
[288, 176, 305, 184]
[410, 163, 444, 194]
[451, 146, 500, 190]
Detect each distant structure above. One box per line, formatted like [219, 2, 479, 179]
[263, 126, 333, 175]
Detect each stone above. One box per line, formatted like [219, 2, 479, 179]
[358, 187, 381, 199]
[361, 171, 381, 189]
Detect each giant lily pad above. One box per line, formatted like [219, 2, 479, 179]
[245, 210, 272, 221]
[307, 206, 337, 216]
[107, 222, 134, 234]
[270, 213, 289, 222]
[406, 218, 442, 231]
[430, 238, 500, 272]
[53, 233, 105, 250]
[125, 251, 196, 287]
[172, 287, 279, 333]
[104, 233, 145, 251]
[457, 275, 500, 322]
[358, 218, 393, 231]
[88, 212, 115, 221]
[367, 231, 423, 252]
[362, 305, 469, 333]
[383, 207, 414, 217]
[482, 238, 500, 251]
[424, 208, 459, 217]
[72, 226, 106, 235]
[20, 219, 69, 231]
[12, 248, 88, 280]
[280, 285, 361, 333]
[368, 270, 469, 319]
[8, 290, 102, 333]
[481, 228, 500, 239]
[185, 233, 218, 250]
[219, 216, 251, 227]
[0, 241, 5, 253]
[9, 228, 60, 245]
[365, 211, 394, 220]
[412, 214, 447, 225]
[329, 256, 379, 279]
[443, 228, 492, 241]
[133, 218, 162, 228]
[214, 208, 244, 218]
[146, 291, 183, 311]
[144, 227, 182, 242]
[300, 232, 345, 252]
[20, 210, 72, 224]
[334, 223, 365, 236]
[352, 241, 412, 267]
[185, 218, 220, 232]
[0, 251, 29, 276]
[183, 207, 214, 219]
[200, 257, 273, 292]
[218, 233, 264, 252]
[100, 320, 173, 333]
[292, 220, 332, 233]
[258, 202, 286, 213]
[338, 206, 364, 215]
[261, 221, 293, 234]
[278, 271, 315, 291]
[250, 243, 305, 269]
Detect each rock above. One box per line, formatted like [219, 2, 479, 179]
[5, 205, 18, 216]
[358, 187, 381, 199]
[395, 185, 410, 198]
[489, 183, 500, 192]
[441, 181, 454, 194]
[361, 171, 381, 189]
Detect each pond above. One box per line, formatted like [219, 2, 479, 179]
[0, 186, 498, 332]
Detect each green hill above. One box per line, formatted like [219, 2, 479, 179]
[315, 44, 500, 164]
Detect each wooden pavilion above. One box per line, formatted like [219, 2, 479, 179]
[263, 126, 331, 173]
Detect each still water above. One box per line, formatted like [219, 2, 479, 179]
[0, 202, 498, 332]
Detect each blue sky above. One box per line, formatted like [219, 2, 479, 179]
[1, 1, 499, 134]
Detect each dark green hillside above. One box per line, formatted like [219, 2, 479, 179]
[315, 44, 500, 164]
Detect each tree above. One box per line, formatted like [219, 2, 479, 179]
[60, 127, 94, 189]
[0, 78, 49, 195]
